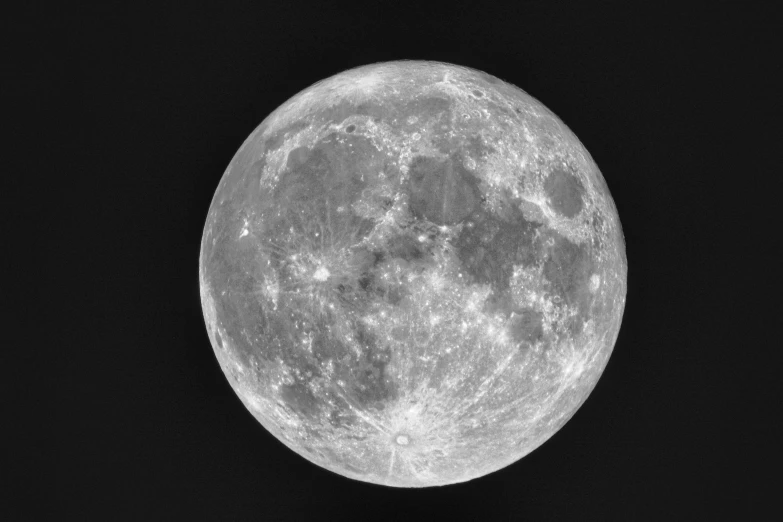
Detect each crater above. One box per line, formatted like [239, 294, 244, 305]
[401, 96, 452, 122]
[509, 309, 544, 346]
[313, 266, 330, 281]
[395, 434, 411, 446]
[315, 98, 388, 126]
[543, 165, 585, 218]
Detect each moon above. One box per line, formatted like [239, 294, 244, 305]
[199, 61, 626, 487]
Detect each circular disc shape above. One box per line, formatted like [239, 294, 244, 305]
[200, 61, 626, 487]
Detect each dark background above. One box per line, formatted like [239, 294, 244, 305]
[10, 1, 776, 519]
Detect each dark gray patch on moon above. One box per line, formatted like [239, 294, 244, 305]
[453, 205, 541, 292]
[544, 165, 586, 218]
[407, 155, 479, 225]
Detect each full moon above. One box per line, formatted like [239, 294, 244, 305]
[199, 61, 626, 487]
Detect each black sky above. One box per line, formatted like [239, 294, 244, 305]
[11, 1, 777, 519]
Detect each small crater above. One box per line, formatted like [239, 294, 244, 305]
[357, 272, 373, 291]
[395, 434, 411, 446]
[412, 327, 430, 346]
[472, 89, 484, 98]
[345, 124, 356, 133]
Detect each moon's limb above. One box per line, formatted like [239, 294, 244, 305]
[200, 61, 626, 487]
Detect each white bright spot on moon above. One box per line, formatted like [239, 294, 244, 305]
[313, 266, 330, 281]
[239, 218, 250, 238]
[590, 274, 600, 292]
[396, 434, 410, 446]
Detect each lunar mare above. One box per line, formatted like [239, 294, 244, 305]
[200, 61, 626, 487]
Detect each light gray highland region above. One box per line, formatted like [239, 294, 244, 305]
[199, 60, 627, 487]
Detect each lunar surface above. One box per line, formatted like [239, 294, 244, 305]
[199, 61, 626, 487]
